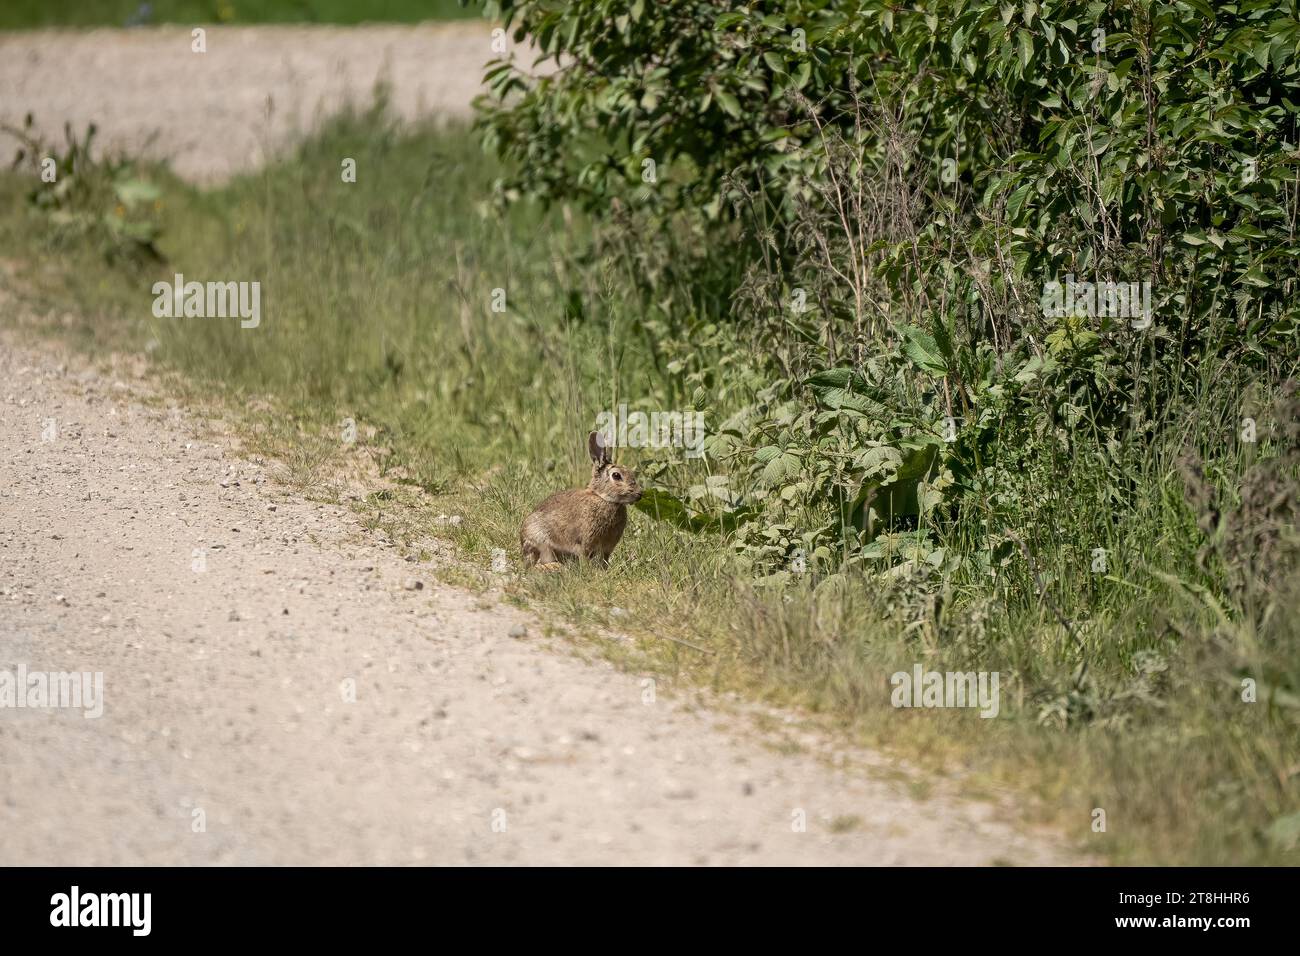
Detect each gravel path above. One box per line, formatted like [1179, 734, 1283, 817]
[0, 23, 505, 182]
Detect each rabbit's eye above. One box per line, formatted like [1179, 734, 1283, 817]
[611, 472, 623, 481]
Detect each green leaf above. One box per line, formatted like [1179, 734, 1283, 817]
[634, 488, 752, 534]
[761, 450, 803, 486]
[1018, 29, 1034, 70]
[113, 178, 161, 205]
[855, 445, 903, 478]
[805, 367, 892, 417]
[1006, 182, 1033, 221]
[714, 89, 742, 117]
[899, 324, 948, 376]
[1265, 811, 1300, 851]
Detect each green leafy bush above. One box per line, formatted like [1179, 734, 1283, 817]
[480, 0, 1300, 587]
[482, 1, 1300, 309]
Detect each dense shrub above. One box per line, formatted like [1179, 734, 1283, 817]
[478, 1, 1300, 615]
[481, 1, 1300, 310]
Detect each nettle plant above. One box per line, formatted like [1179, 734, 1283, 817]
[478, 0, 1300, 578]
[5, 114, 163, 263]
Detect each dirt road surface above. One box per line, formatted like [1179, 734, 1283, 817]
[0, 24, 1076, 865]
[0, 23, 509, 182]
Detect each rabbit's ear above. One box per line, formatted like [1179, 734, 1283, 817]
[588, 430, 611, 465]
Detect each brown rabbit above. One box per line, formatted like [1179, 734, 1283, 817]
[521, 431, 642, 570]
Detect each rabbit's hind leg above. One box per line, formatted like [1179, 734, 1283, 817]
[526, 537, 564, 571]
[521, 523, 555, 569]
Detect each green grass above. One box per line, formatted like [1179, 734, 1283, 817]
[0, 0, 482, 30]
[1, 104, 1297, 866]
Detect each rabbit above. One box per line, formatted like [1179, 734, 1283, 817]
[521, 431, 642, 570]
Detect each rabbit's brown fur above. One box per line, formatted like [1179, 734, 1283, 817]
[521, 432, 641, 570]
